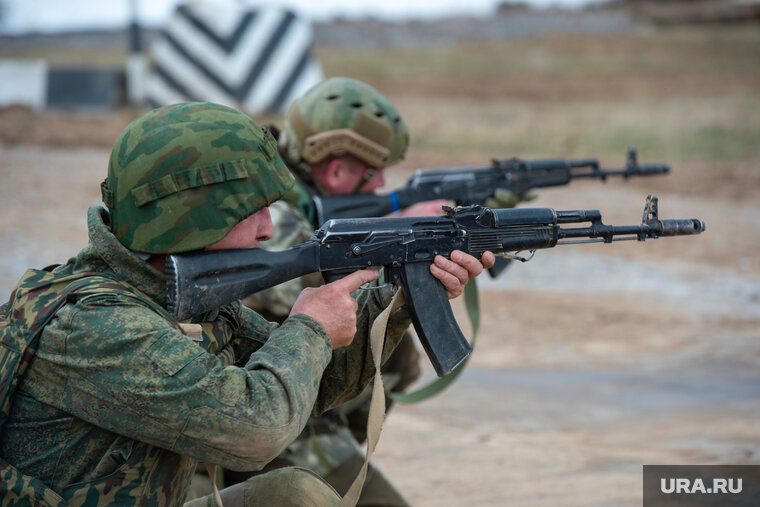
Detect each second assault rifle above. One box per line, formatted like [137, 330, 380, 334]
[312, 147, 669, 224]
[166, 195, 704, 377]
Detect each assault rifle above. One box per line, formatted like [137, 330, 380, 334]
[166, 195, 704, 377]
[312, 147, 669, 224]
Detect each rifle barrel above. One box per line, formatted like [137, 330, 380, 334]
[570, 164, 670, 180]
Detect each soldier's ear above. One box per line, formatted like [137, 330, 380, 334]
[323, 158, 348, 188]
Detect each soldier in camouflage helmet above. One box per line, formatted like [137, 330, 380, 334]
[0, 102, 493, 506]
[235, 78, 456, 506]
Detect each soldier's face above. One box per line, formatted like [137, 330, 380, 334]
[205, 207, 273, 250]
[319, 156, 385, 195]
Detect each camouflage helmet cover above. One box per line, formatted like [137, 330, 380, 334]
[283, 77, 409, 170]
[102, 102, 294, 254]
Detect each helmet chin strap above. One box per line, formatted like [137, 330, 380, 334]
[352, 166, 379, 194]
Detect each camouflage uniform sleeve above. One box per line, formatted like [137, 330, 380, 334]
[235, 281, 411, 417]
[30, 293, 333, 472]
[310, 273, 412, 415]
[241, 200, 323, 318]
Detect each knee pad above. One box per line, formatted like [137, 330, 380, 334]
[243, 466, 341, 507]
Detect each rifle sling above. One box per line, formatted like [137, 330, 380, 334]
[339, 289, 405, 507]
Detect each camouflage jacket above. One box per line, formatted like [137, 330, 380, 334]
[0, 206, 409, 506]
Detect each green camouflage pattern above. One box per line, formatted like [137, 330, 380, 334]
[0, 458, 68, 507]
[0, 264, 146, 506]
[102, 102, 294, 254]
[0, 260, 199, 506]
[0, 269, 115, 424]
[0, 206, 410, 506]
[282, 77, 409, 169]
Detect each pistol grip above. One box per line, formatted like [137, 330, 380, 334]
[400, 262, 472, 377]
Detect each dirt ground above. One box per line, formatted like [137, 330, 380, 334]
[1, 24, 759, 504]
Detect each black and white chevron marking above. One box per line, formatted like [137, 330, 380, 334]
[147, 3, 323, 115]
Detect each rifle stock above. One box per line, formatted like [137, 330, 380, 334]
[166, 195, 704, 377]
[166, 242, 320, 325]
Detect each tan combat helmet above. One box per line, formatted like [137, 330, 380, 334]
[281, 77, 409, 184]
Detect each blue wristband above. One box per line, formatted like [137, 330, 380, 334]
[389, 192, 400, 213]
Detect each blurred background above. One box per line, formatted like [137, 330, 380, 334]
[1, 1, 759, 505]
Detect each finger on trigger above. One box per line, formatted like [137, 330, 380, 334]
[482, 251, 496, 269]
[338, 269, 379, 293]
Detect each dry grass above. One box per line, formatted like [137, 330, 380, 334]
[1, 24, 758, 195]
[317, 25, 760, 196]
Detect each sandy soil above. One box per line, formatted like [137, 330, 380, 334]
[1, 108, 758, 506]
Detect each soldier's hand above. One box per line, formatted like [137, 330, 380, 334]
[485, 188, 539, 209]
[430, 250, 496, 299]
[290, 269, 380, 350]
[394, 199, 452, 217]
